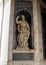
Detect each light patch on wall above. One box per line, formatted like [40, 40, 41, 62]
[0, 6, 3, 37]
[0, 0, 2, 3]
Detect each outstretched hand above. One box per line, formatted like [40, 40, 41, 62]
[16, 16, 19, 22]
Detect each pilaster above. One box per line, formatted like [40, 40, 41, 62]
[0, 0, 3, 58]
[33, 0, 43, 63]
[0, 0, 11, 65]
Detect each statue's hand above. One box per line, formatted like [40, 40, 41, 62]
[16, 16, 19, 22]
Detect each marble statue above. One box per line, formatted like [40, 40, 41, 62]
[16, 15, 30, 49]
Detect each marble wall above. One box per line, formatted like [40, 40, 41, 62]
[0, 0, 46, 65]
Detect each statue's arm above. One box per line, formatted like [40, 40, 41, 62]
[16, 20, 19, 24]
[16, 16, 21, 24]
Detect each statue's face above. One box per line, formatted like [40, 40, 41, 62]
[21, 15, 25, 21]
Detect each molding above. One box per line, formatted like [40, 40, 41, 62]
[15, 0, 32, 1]
[12, 49, 34, 53]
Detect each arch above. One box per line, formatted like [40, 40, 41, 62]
[16, 10, 31, 25]
[13, 10, 33, 49]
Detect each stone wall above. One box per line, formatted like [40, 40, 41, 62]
[0, 0, 46, 65]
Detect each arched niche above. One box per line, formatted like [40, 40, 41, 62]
[13, 0, 34, 49]
[13, 10, 34, 49]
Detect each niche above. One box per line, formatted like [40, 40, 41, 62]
[13, 1, 34, 49]
[12, 0, 34, 61]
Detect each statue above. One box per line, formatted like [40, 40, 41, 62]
[16, 15, 30, 49]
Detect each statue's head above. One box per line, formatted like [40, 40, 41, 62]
[16, 15, 25, 21]
[21, 15, 25, 21]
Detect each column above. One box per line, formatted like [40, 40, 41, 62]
[8, 0, 15, 65]
[0, 0, 3, 57]
[33, 0, 43, 64]
[0, 0, 11, 65]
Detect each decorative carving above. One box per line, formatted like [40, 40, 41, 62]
[16, 15, 30, 49]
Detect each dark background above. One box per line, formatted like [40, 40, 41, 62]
[42, 0, 46, 3]
[41, 0, 46, 59]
